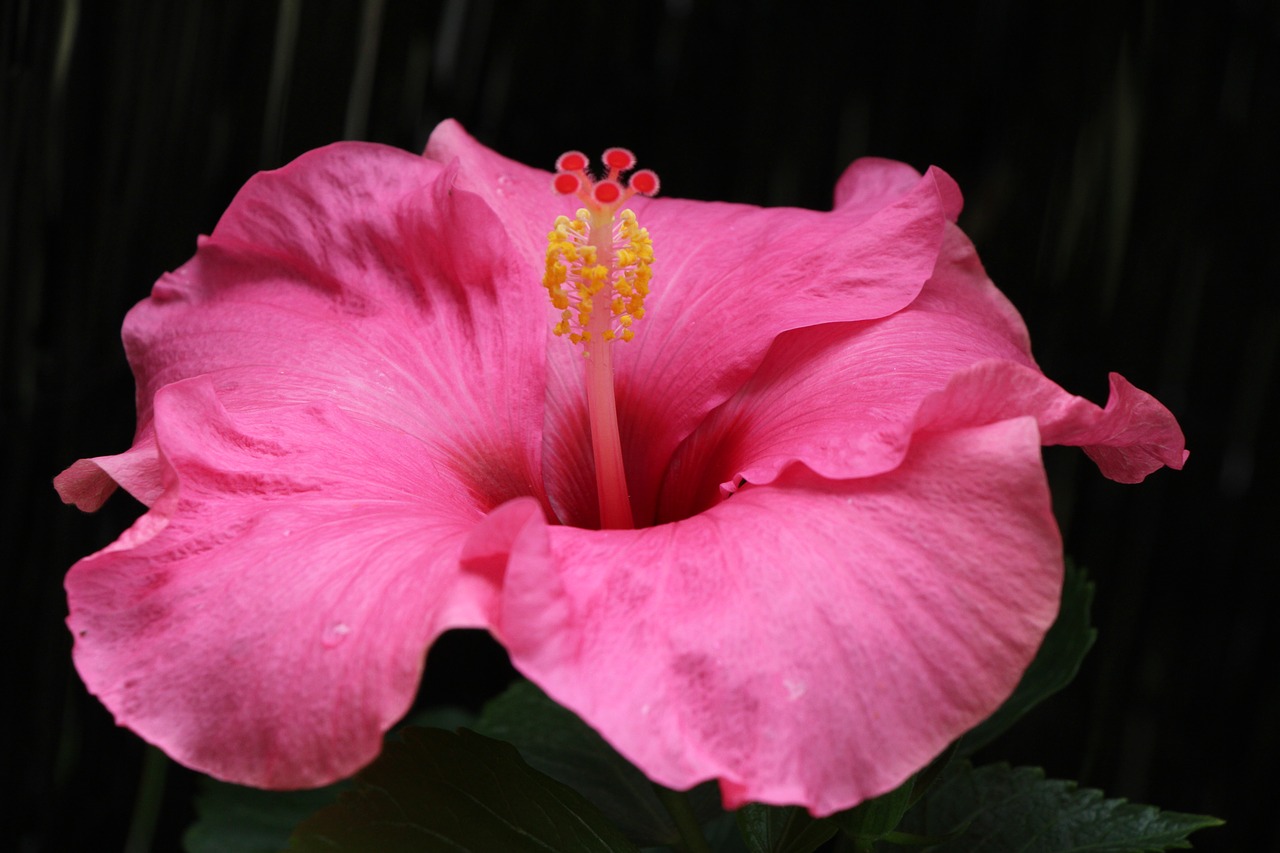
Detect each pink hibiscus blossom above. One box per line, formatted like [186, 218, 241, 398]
[56, 120, 1186, 815]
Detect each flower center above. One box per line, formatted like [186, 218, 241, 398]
[543, 148, 659, 529]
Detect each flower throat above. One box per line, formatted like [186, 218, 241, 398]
[542, 148, 658, 530]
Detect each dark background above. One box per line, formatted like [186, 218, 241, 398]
[4, 1, 1276, 850]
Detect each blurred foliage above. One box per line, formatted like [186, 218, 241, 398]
[4, 1, 1275, 850]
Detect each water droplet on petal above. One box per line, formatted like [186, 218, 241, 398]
[322, 622, 351, 648]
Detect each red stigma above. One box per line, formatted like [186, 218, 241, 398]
[550, 147, 659, 209]
[553, 172, 581, 194]
[602, 148, 637, 172]
[557, 151, 589, 172]
[593, 180, 623, 205]
[628, 169, 660, 197]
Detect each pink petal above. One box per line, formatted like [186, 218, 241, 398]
[55, 432, 162, 511]
[58, 141, 550, 518]
[498, 418, 1062, 815]
[425, 120, 565, 262]
[61, 138, 561, 787]
[426, 121, 961, 524]
[67, 378, 536, 788]
[611, 169, 959, 521]
[915, 366, 1189, 482]
[660, 225, 1185, 520]
[833, 155, 964, 222]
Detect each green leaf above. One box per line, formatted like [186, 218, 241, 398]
[735, 803, 838, 853]
[705, 810, 752, 853]
[183, 705, 472, 853]
[889, 761, 1223, 852]
[831, 774, 915, 843]
[288, 727, 641, 853]
[958, 561, 1097, 755]
[475, 680, 681, 846]
[401, 703, 477, 732]
[183, 779, 347, 853]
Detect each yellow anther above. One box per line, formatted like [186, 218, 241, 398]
[542, 201, 653, 352]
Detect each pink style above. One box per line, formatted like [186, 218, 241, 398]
[56, 120, 1186, 816]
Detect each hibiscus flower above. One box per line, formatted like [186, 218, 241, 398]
[56, 120, 1186, 815]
